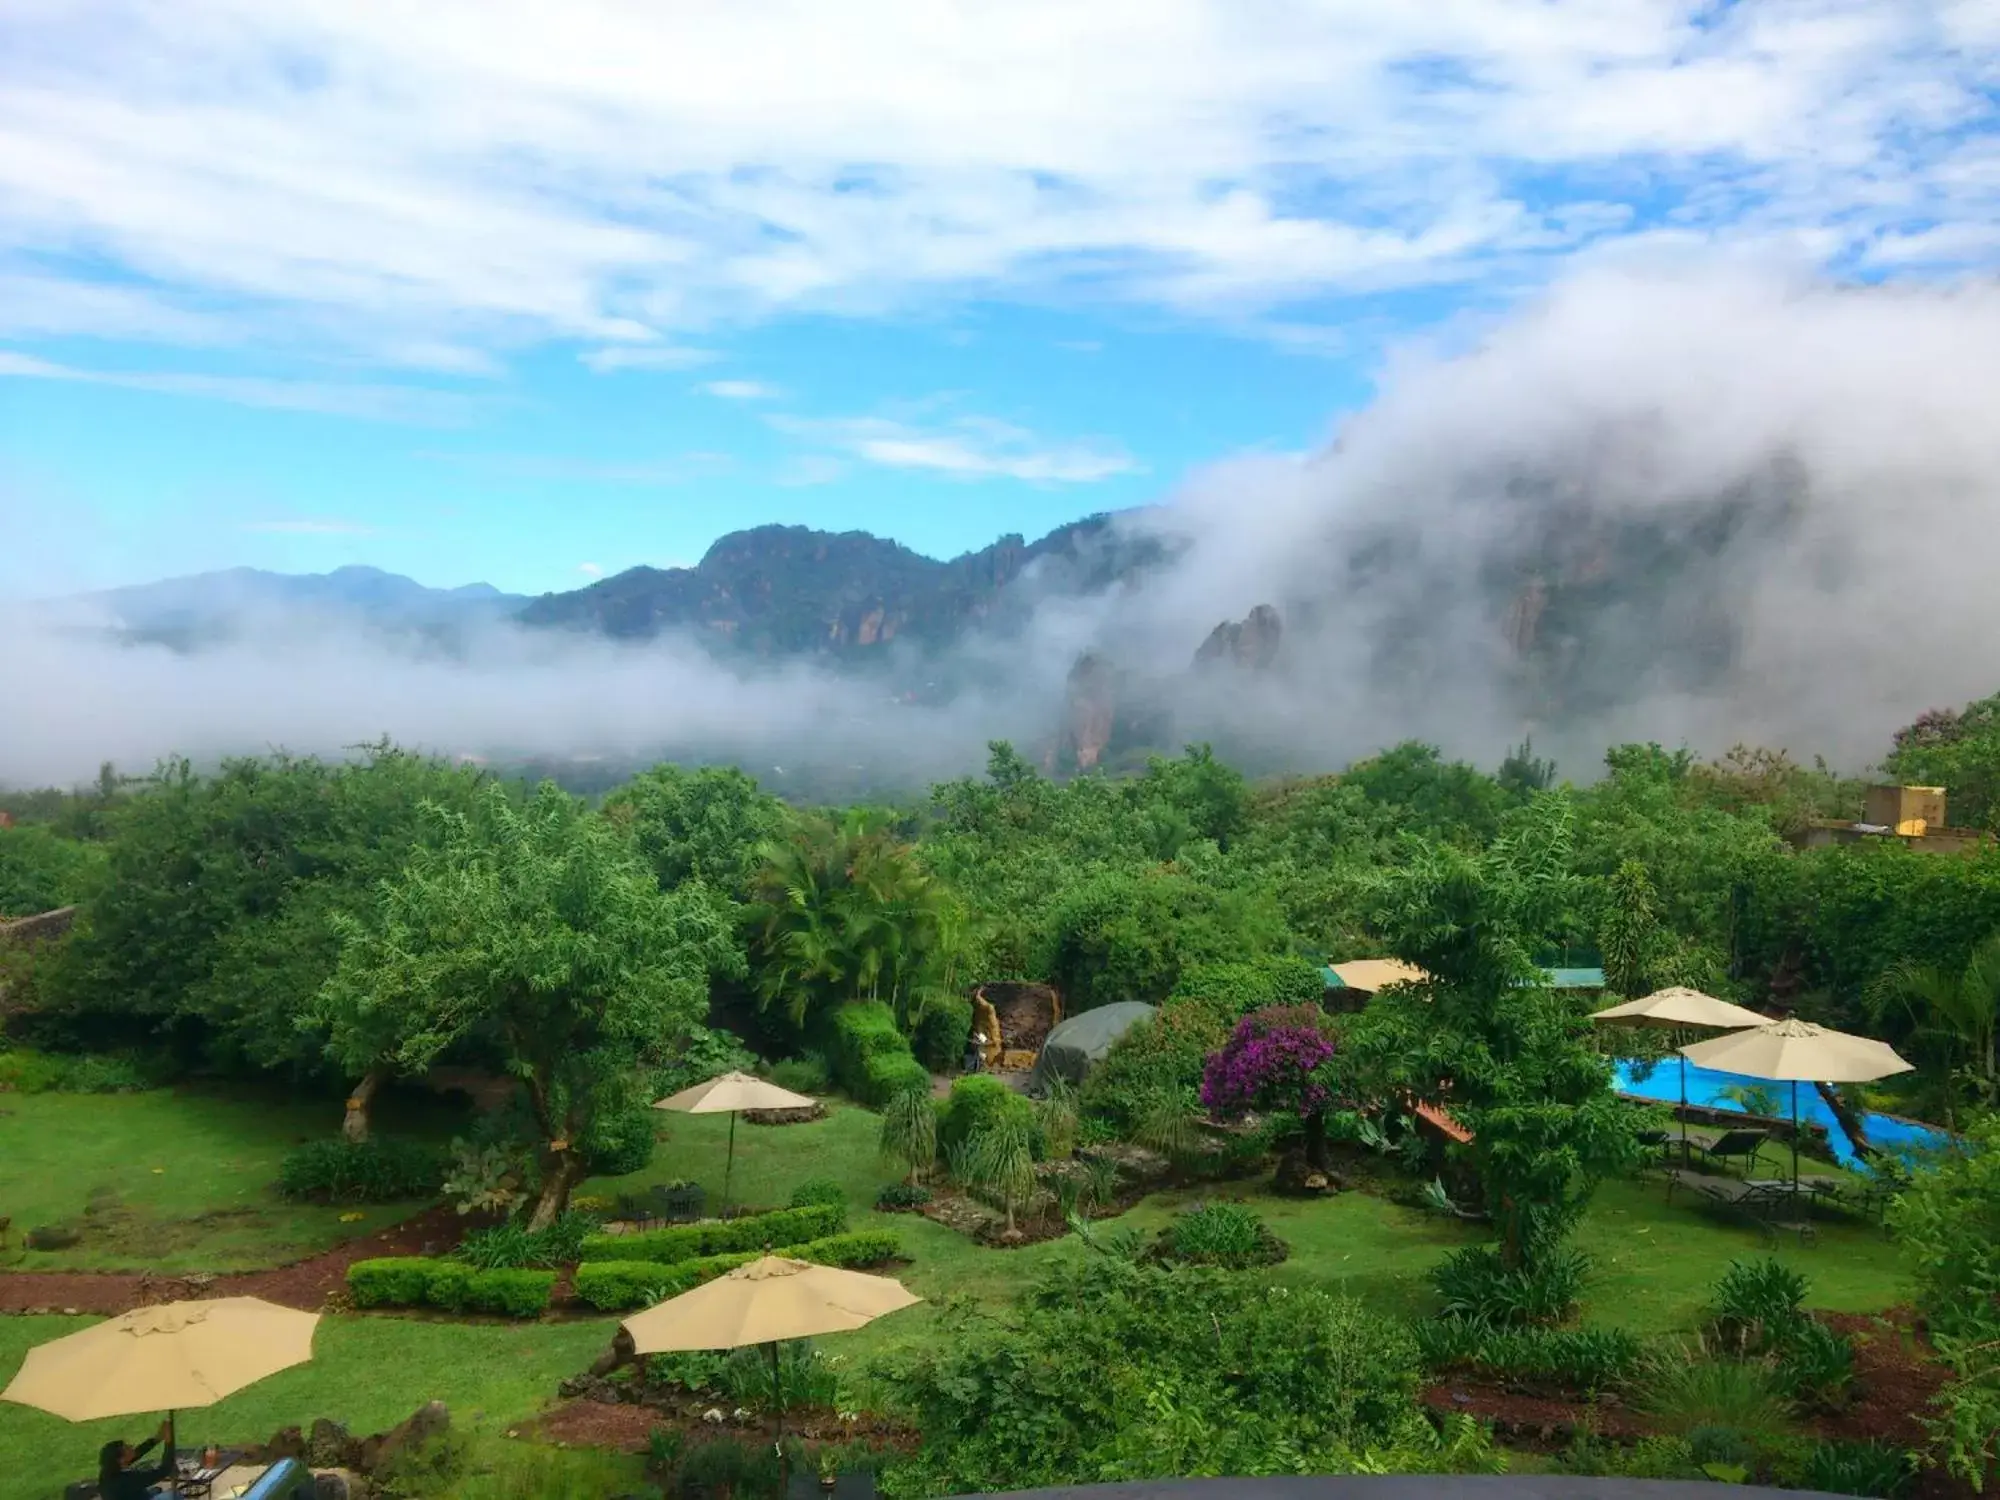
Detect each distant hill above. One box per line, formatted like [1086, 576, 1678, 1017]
[516, 515, 1174, 660]
[54, 565, 527, 648]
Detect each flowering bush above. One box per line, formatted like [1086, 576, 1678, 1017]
[1200, 1005, 1339, 1120]
[1200, 1005, 1343, 1169]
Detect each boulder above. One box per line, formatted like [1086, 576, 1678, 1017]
[1272, 1148, 1341, 1197]
[313, 1471, 365, 1500]
[367, 1401, 450, 1472]
[306, 1419, 352, 1468]
[262, 1427, 307, 1463]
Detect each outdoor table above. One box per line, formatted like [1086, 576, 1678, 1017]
[173, 1449, 243, 1499]
[1744, 1178, 1840, 1220]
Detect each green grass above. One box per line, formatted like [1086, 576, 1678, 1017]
[0, 1088, 460, 1272]
[0, 1314, 610, 1500]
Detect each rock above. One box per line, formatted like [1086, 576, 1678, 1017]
[313, 1470, 364, 1500]
[307, 1418, 352, 1468]
[557, 1375, 620, 1404]
[26, 1224, 81, 1250]
[369, 1401, 450, 1472]
[742, 1103, 826, 1125]
[264, 1426, 307, 1462]
[1272, 1149, 1336, 1197]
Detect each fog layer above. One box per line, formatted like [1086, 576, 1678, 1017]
[7, 264, 1999, 790]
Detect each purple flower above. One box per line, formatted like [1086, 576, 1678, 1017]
[1201, 1006, 1339, 1120]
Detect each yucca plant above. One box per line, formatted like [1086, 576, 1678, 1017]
[1036, 1076, 1080, 1160]
[878, 1083, 938, 1185]
[964, 1116, 1037, 1235]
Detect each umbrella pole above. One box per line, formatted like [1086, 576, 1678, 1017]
[769, 1339, 785, 1470]
[724, 1111, 736, 1213]
[1679, 1047, 1690, 1167]
[1791, 1079, 1801, 1193]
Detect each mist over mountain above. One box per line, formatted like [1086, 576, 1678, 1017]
[7, 267, 2000, 793]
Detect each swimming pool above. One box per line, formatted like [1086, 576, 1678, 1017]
[1613, 1058, 1953, 1171]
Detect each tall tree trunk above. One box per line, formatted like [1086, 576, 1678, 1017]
[1303, 1110, 1330, 1172]
[341, 1069, 382, 1143]
[527, 1146, 585, 1232]
[1813, 1081, 1878, 1165]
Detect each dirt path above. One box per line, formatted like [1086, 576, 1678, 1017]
[0, 1206, 465, 1316]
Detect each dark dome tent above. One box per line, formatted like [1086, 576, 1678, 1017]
[1028, 1001, 1157, 1095]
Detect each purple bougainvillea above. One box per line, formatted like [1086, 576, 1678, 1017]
[1200, 1004, 1339, 1120]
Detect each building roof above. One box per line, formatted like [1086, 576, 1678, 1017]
[1543, 967, 1607, 990]
[1322, 958, 1429, 992]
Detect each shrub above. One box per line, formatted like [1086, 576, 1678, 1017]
[673, 1436, 782, 1500]
[456, 1210, 596, 1270]
[580, 1103, 657, 1178]
[578, 1201, 845, 1265]
[824, 1002, 929, 1105]
[722, 1339, 841, 1411]
[1633, 1346, 1794, 1438]
[422, 1259, 476, 1312]
[1775, 1316, 1856, 1410]
[1712, 1257, 1808, 1352]
[937, 1075, 1039, 1157]
[0, 1049, 153, 1094]
[1558, 1433, 1698, 1480]
[788, 1177, 846, 1210]
[466, 1267, 556, 1318]
[1171, 955, 1326, 1017]
[346, 1257, 437, 1308]
[876, 1182, 932, 1211]
[1780, 1439, 1913, 1499]
[1160, 1202, 1285, 1269]
[572, 1230, 901, 1311]
[278, 1137, 444, 1204]
[649, 1025, 759, 1102]
[910, 994, 974, 1072]
[1412, 1318, 1645, 1395]
[769, 1053, 832, 1096]
[1431, 1245, 1589, 1325]
[1079, 998, 1231, 1135]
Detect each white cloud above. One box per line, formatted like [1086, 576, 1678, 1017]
[577, 561, 603, 577]
[699, 379, 782, 400]
[0, 350, 482, 424]
[242, 518, 377, 536]
[0, 2, 1990, 368]
[580, 344, 717, 372]
[776, 413, 1140, 483]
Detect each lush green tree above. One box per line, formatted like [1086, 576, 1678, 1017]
[601, 763, 787, 894]
[1597, 859, 1668, 1000]
[1342, 742, 1509, 848]
[1345, 805, 1640, 1274]
[316, 781, 739, 1228]
[0, 822, 106, 916]
[1045, 868, 1291, 1013]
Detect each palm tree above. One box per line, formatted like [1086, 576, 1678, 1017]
[1869, 933, 2000, 1129]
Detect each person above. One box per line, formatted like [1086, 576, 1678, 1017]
[97, 1422, 174, 1500]
[964, 1030, 988, 1074]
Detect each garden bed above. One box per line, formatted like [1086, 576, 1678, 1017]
[533, 1397, 917, 1451]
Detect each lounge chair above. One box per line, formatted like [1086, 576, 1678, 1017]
[1690, 1128, 1768, 1175]
[1667, 1169, 1815, 1243]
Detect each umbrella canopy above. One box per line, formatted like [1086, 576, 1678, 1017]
[1679, 1016, 1914, 1082]
[653, 1071, 816, 1115]
[1679, 1017, 1913, 1192]
[1592, 987, 1769, 1031]
[622, 1255, 921, 1355]
[2, 1298, 319, 1422]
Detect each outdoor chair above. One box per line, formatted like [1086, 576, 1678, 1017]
[1667, 1168, 1816, 1244]
[1690, 1128, 1768, 1175]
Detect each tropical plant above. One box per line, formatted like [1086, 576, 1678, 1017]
[1632, 1343, 1793, 1439]
[962, 1116, 1037, 1234]
[1430, 1244, 1591, 1326]
[441, 1138, 531, 1219]
[876, 1082, 937, 1187]
[1035, 1076, 1080, 1160]
[1160, 1201, 1279, 1268]
[1868, 931, 2000, 1125]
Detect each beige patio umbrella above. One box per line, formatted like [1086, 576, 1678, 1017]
[623, 1255, 921, 1445]
[2, 1297, 319, 1455]
[653, 1071, 817, 1210]
[1680, 1016, 1914, 1190]
[1592, 987, 1770, 1163]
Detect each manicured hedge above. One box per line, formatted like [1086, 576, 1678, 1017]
[937, 1074, 1040, 1156]
[578, 1201, 845, 1265]
[345, 1257, 555, 1319]
[573, 1229, 905, 1312]
[911, 994, 974, 1071]
[278, 1137, 443, 1203]
[825, 1001, 931, 1105]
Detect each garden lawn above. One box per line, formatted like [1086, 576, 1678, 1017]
[0, 1088, 456, 1273]
[0, 1313, 610, 1500]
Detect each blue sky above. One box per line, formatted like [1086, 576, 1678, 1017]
[2, 1, 1996, 597]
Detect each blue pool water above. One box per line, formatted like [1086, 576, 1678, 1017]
[1613, 1058, 1953, 1172]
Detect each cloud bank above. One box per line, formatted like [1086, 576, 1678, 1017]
[7, 265, 2000, 789]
